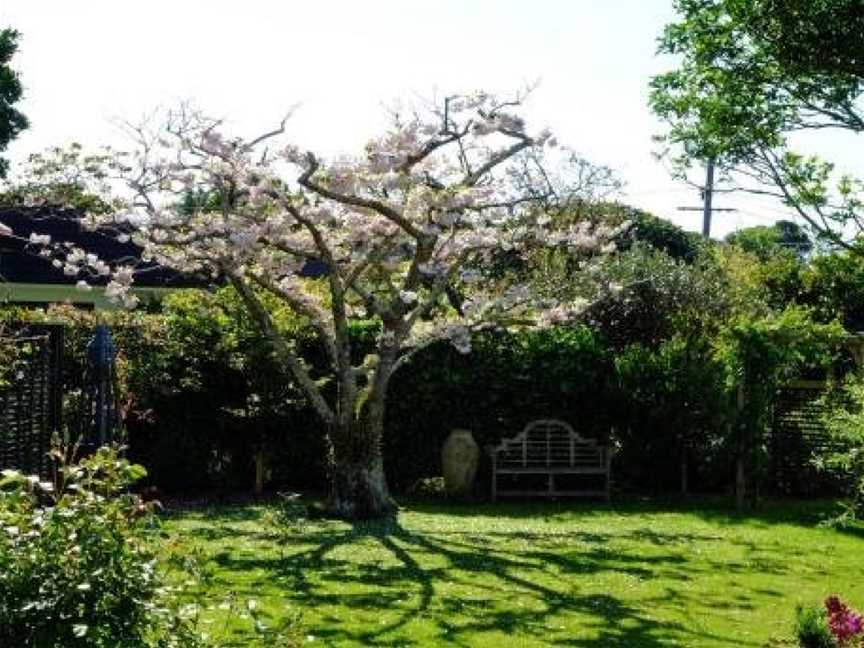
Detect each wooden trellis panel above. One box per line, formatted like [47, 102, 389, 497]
[0, 325, 63, 477]
[770, 382, 842, 495]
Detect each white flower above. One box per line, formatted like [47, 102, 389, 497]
[105, 281, 124, 299]
[28, 232, 51, 245]
[75, 280, 92, 292]
[445, 325, 472, 354]
[114, 267, 135, 286]
[0, 223, 12, 237]
[399, 290, 417, 305]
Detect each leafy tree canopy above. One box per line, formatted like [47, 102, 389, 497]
[0, 29, 28, 178]
[725, 220, 813, 260]
[650, 0, 864, 250]
[651, 0, 864, 163]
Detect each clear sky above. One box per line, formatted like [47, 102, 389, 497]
[1, 0, 858, 238]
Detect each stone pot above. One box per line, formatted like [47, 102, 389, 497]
[442, 429, 479, 497]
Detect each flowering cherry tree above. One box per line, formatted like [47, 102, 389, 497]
[1, 92, 623, 518]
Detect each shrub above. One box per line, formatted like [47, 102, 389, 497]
[613, 335, 730, 492]
[0, 322, 22, 386]
[817, 378, 864, 521]
[0, 277, 844, 500]
[825, 596, 864, 646]
[715, 306, 844, 503]
[796, 604, 835, 648]
[0, 445, 203, 648]
[794, 597, 864, 648]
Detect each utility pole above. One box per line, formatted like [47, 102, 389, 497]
[677, 158, 735, 239]
[702, 158, 715, 238]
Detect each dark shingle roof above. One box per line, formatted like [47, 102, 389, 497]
[0, 207, 327, 286]
[0, 207, 204, 287]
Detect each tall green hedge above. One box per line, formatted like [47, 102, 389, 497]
[0, 288, 842, 498]
[384, 326, 616, 490]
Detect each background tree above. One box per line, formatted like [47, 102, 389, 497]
[0, 28, 28, 178]
[548, 201, 703, 262]
[726, 220, 813, 261]
[650, 0, 864, 250]
[804, 251, 864, 332]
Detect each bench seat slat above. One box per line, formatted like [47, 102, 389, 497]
[496, 467, 608, 474]
[494, 489, 608, 498]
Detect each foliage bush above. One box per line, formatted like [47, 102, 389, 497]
[614, 335, 731, 492]
[0, 445, 203, 648]
[805, 252, 864, 332]
[572, 243, 730, 350]
[796, 604, 835, 648]
[0, 321, 25, 387]
[817, 378, 864, 520]
[715, 306, 843, 502]
[795, 597, 864, 648]
[0, 238, 849, 500]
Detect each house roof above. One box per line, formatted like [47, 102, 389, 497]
[0, 206, 326, 287]
[0, 206, 206, 288]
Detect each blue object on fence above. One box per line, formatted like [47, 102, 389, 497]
[84, 324, 117, 448]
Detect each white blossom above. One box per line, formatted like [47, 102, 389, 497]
[398, 290, 417, 305]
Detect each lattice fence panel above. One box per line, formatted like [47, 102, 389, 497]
[0, 326, 63, 477]
[770, 384, 843, 495]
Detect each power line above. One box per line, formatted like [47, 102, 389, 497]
[676, 159, 736, 238]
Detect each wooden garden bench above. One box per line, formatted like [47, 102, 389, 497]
[489, 419, 612, 501]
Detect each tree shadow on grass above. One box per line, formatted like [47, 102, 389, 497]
[405, 496, 841, 529]
[205, 516, 757, 647]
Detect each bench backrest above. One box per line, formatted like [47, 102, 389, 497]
[491, 419, 607, 469]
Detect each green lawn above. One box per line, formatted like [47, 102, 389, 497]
[164, 499, 864, 647]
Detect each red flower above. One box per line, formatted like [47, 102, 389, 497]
[825, 596, 864, 645]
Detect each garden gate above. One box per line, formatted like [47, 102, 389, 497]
[0, 324, 63, 476]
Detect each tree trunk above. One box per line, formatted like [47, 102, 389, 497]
[679, 443, 689, 497]
[326, 420, 396, 520]
[734, 385, 747, 511]
[253, 449, 265, 496]
[735, 456, 746, 512]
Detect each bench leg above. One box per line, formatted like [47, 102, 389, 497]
[549, 473, 555, 497]
[605, 474, 611, 502]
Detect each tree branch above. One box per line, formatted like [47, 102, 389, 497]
[298, 153, 424, 239]
[228, 272, 334, 424]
